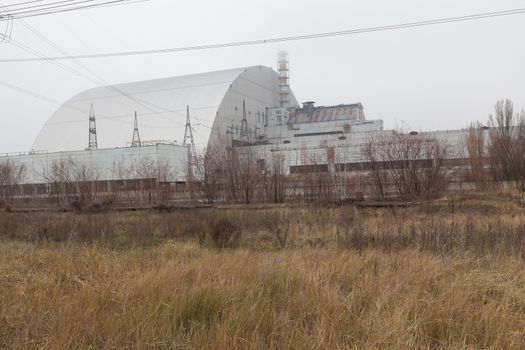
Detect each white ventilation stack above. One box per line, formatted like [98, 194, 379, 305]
[278, 51, 291, 108]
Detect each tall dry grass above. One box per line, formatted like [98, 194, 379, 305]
[1, 243, 525, 349]
[1, 195, 525, 348]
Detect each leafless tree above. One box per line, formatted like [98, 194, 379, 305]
[129, 156, 176, 205]
[297, 146, 339, 203]
[195, 145, 224, 204]
[196, 139, 275, 204]
[465, 122, 490, 190]
[40, 158, 76, 207]
[487, 99, 525, 190]
[265, 152, 287, 203]
[236, 146, 263, 204]
[361, 131, 450, 200]
[0, 158, 26, 205]
[361, 135, 388, 200]
[71, 162, 99, 205]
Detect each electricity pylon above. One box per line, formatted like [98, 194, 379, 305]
[88, 103, 98, 150]
[131, 111, 141, 147]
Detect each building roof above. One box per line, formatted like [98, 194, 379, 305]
[290, 103, 365, 124]
[32, 66, 287, 153]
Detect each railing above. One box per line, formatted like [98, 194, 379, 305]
[1, 150, 48, 158]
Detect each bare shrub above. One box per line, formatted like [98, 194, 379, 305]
[75, 214, 115, 242]
[69, 200, 84, 213]
[159, 211, 211, 240]
[263, 211, 294, 248]
[27, 212, 116, 243]
[0, 212, 21, 239]
[29, 213, 73, 243]
[336, 208, 366, 250]
[210, 216, 241, 248]
[92, 195, 116, 213]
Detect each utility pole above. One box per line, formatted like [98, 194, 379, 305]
[131, 111, 141, 147]
[88, 103, 98, 150]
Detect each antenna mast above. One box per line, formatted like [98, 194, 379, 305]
[88, 103, 98, 150]
[132, 111, 141, 147]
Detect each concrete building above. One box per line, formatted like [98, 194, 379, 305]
[2, 143, 188, 185]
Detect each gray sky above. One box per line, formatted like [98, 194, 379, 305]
[0, 0, 524, 153]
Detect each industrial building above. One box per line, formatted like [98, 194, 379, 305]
[0, 52, 472, 206]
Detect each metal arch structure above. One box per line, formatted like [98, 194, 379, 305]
[32, 66, 300, 153]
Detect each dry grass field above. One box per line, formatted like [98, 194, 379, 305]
[2, 194, 525, 349]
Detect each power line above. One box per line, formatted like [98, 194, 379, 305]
[1, 7, 524, 62]
[0, 78, 86, 113]
[0, 0, 43, 9]
[0, 78, 189, 130]
[4, 19, 188, 125]
[0, 76, 229, 148]
[0, 0, 78, 14]
[2, 0, 112, 16]
[0, 0, 148, 20]
[0, 19, 182, 130]
[2, 21, 197, 130]
[0, 20, 200, 129]
[18, 20, 191, 122]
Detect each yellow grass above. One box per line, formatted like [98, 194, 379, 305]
[1, 242, 525, 349]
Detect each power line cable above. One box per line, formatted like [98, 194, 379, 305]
[20, 20, 190, 121]
[3, 20, 186, 126]
[0, 0, 43, 9]
[0, 78, 88, 113]
[1, 7, 524, 62]
[0, 0, 148, 20]
[3, 27, 201, 129]
[0, 18, 179, 128]
[2, 0, 109, 16]
[0, 0, 78, 14]
[0, 21, 214, 132]
[0, 77, 186, 130]
[0, 75, 238, 146]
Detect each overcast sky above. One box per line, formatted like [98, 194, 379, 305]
[0, 0, 524, 153]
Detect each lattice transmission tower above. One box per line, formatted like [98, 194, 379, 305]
[131, 111, 141, 147]
[88, 103, 98, 150]
[183, 105, 196, 158]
